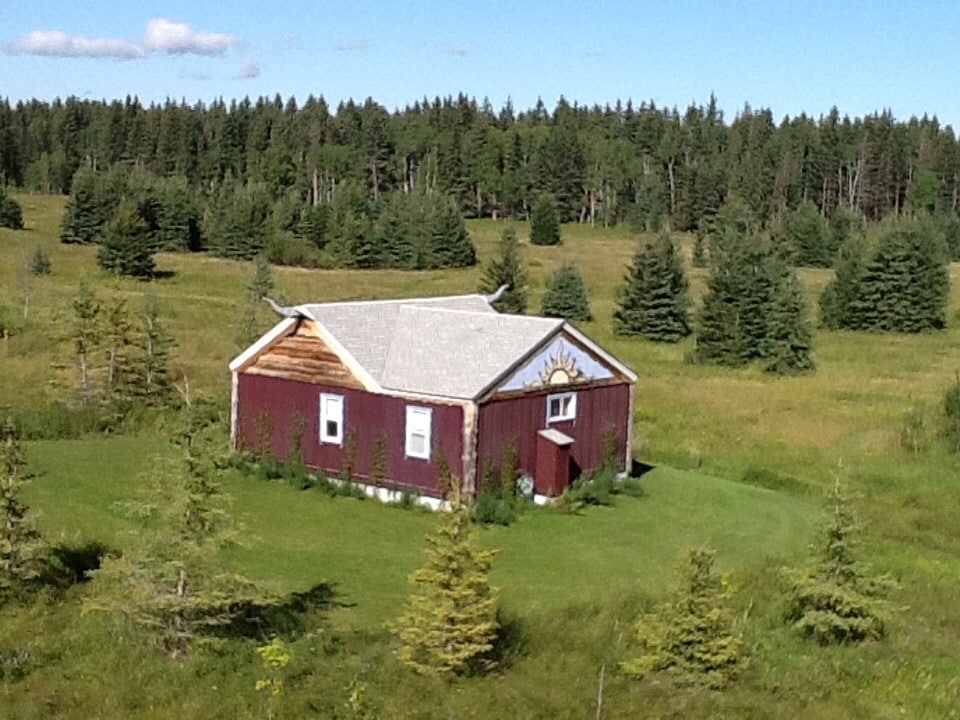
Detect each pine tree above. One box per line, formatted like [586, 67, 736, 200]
[0, 418, 46, 602]
[479, 225, 528, 314]
[623, 548, 745, 688]
[529, 193, 561, 246]
[391, 492, 500, 677]
[613, 233, 691, 342]
[540, 262, 592, 321]
[86, 428, 269, 657]
[135, 294, 175, 407]
[784, 479, 890, 644]
[97, 201, 156, 279]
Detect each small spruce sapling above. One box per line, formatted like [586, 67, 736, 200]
[623, 548, 744, 688]
[784, 478, 892, 644]
[0, 418, 47, 602]
[391, 482, 501, 676]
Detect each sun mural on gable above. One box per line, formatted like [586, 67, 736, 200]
[498, 336, 614, 392]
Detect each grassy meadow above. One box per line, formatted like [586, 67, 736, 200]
[2, 193, 960, 717]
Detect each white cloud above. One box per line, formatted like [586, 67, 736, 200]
[2, 18, 240, 60]
[334, 38, 371, 52]
[4, 30, 144, 59]
[239, 59, 260, 79]
[143, 19, 240, 55]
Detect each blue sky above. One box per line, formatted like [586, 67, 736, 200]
[3, 1, 960, 126]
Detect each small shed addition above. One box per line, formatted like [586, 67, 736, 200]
[229, 293, 637, 501]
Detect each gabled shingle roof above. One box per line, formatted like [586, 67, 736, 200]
[297, 294, 563, 399]
[232, 293, 636, 400]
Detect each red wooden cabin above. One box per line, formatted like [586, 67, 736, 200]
[229, 293, 637, 502]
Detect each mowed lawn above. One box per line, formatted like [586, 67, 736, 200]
[23, 437, 816, 630]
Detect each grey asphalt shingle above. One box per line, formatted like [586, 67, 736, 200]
[296, 294, 562, 399]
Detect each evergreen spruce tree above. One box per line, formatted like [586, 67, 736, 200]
[29, 247, 51, 276]
[819, 232, 871, 330]
[60, 166, 116, 244]
[86, 427, 270, 657]
[428, 195, 477, 268]
[784, 479, 890, 644]
[540, 262, 592, 321]
[236, 254, 275, 348]
[785, 200, 836, 267]
[693, 228, 813, 371]
[825, 218, 949, 333]
[478, 225, 528, 314]
[69, 280, 102, 406]
[97, 201, 156, 279]
[764, 255, 816, 374]
[0, 418, 47, 603]
[613, 232, 691, 342]
[102, 293, 138, 415]
[391, 490, 500, 677]
[623, 548, 745, 688]
[529, 193, 561, 246]
[135, 294, 175, 407]
[0, 186, 24, 230]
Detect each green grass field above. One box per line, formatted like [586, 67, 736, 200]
[3, 193, 960, 717]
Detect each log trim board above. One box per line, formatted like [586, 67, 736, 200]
[245, 319, 365, 389]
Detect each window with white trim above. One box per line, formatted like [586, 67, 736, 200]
[319, 393, 344, 445]
[405, 406, 433, 460]
[546, 392, 577, 423]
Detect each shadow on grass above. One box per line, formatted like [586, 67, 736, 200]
[43, 540, 112, 588]
[220, 582, 342, 640]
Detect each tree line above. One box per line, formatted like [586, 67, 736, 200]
[3, 93, 960, 235]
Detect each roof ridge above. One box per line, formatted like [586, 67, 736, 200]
[396, 304, 559, 321]
[296, 293, 487, 310]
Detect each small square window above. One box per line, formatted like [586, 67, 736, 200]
[319, 393, 344, 445]
[546, 392, 576, 423]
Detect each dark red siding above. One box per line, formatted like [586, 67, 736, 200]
[237, 373, 464, 496]
[476, 383, 631, 490]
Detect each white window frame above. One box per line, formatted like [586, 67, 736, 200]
[405, 405, 433, 460]
[319, 393, 344, 445]
[546, 392, 577, 424]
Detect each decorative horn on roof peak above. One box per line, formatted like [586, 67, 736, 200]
[263, 297, 298, 318]
[485, 284, 510, 305]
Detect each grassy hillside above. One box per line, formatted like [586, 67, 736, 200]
[3, 193, 960, 717]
